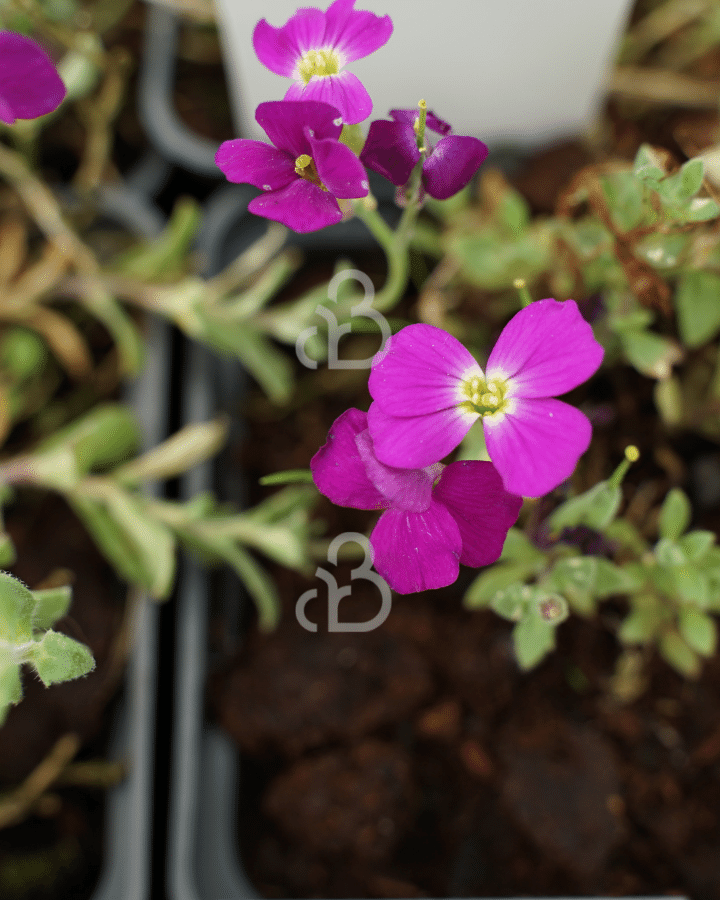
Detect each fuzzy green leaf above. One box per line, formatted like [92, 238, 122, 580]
[0, 571, 34, 643]
[28, 630, 95, 686]
[31, 586, 72, 631]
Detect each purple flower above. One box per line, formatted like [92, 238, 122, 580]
[359, 109, 488, 200]
[367, 299, 604, 498]
[311, 408, 522, 594]
[253, 0, 392, 125]
[215, 100, 369, 233]
[0, 32, 65, 124]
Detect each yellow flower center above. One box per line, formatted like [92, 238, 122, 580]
[297, 48, 341, 84]
[294, 154, 328, 191]
[459, 374, 509, 417]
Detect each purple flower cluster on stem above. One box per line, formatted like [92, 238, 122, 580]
[215, 100, 369, 232]
[360, 108, 488, 200]
[311, 408, 522, 594]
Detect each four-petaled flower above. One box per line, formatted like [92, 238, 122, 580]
[360, 108, 488, 200]
[215, 100, 369, 233]
[311, 408, 522, 594]
[253, 0, 393, 125]
[367, 299, 604, 498]
[0, 32, 66, 124]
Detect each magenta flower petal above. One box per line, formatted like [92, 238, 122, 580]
[433, 461, 522, 567]
[422, 135, 489, 200]
[215, 139, 296, 190]
[0, 33, 65, 124]
[486, 299, 604, 399]
[287, 70, 371, 125]
[310, 408, 386, 509]
[483, 398, 593, 497]
[368, 402, 478, 470]
[309, 133, 369, 197]
[369, 323, 482, 416]
[370, 501, 461, 594]
[323, 0, 393, 62]
[256, 100, 340, 157]
[249, 178, 342, 232]
[360, 119, 419, 186]
[355, 430, 433, 512]
[253, 10, 326, 75]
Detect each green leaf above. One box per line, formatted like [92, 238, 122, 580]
[490, 583, 534, 621]
[679, 530, 715, 562]
[656, 158, 704, 207]
[601, 170, 649, 231]
[635, 232, 689, 272]
[659, 630, 700, 678]
[499, 528, 546, 567]
[655, 537, 687, 568]
[114, 418, 228, 487]
[619, 329, 682, 379]
[594, 558, 642, 597]
[27, 630, 95, 686]
[619, 597, 665, 644]
[603, 519, 648, 555]
[463, 562, 538, 609]
[216, 539, 280, 632]
[99, 490, 176, 598]
[633, 144, 666, 186]
[658, 488, 691, 540]
[31, 586, 72, 631]
[672, 565, 709, 607]
[512, 614, 556, 670]
[544, 555, 597, 615]
[497, 187, 531, 237]
[678, 607, 717, 656]
[654, 376, 683, 427]
[35, 404, 140, 475]
[0, 571, 34, 643]
[69, 493, 176, 599]
[675, 271, 720, 348]
[682, 197, 720, 222]
[112, 197, 201, 281]
[0, 648, 22, 726]
[194, 311, 294, 404]
[259, 469, 315, 486]
[548, 482, 622, 533]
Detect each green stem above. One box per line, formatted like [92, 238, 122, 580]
[352, 193, 420, 313]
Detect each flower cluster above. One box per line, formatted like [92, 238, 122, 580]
[313, 299, 603, 593]
[227, 2, 605, 595]
[215, 0, 488, 232]
[311, 408, 522, 594]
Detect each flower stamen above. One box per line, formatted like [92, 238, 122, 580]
[459, 374, 509, 417]
[297, 48, 341, 84]
[294, 154, 328, 191]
